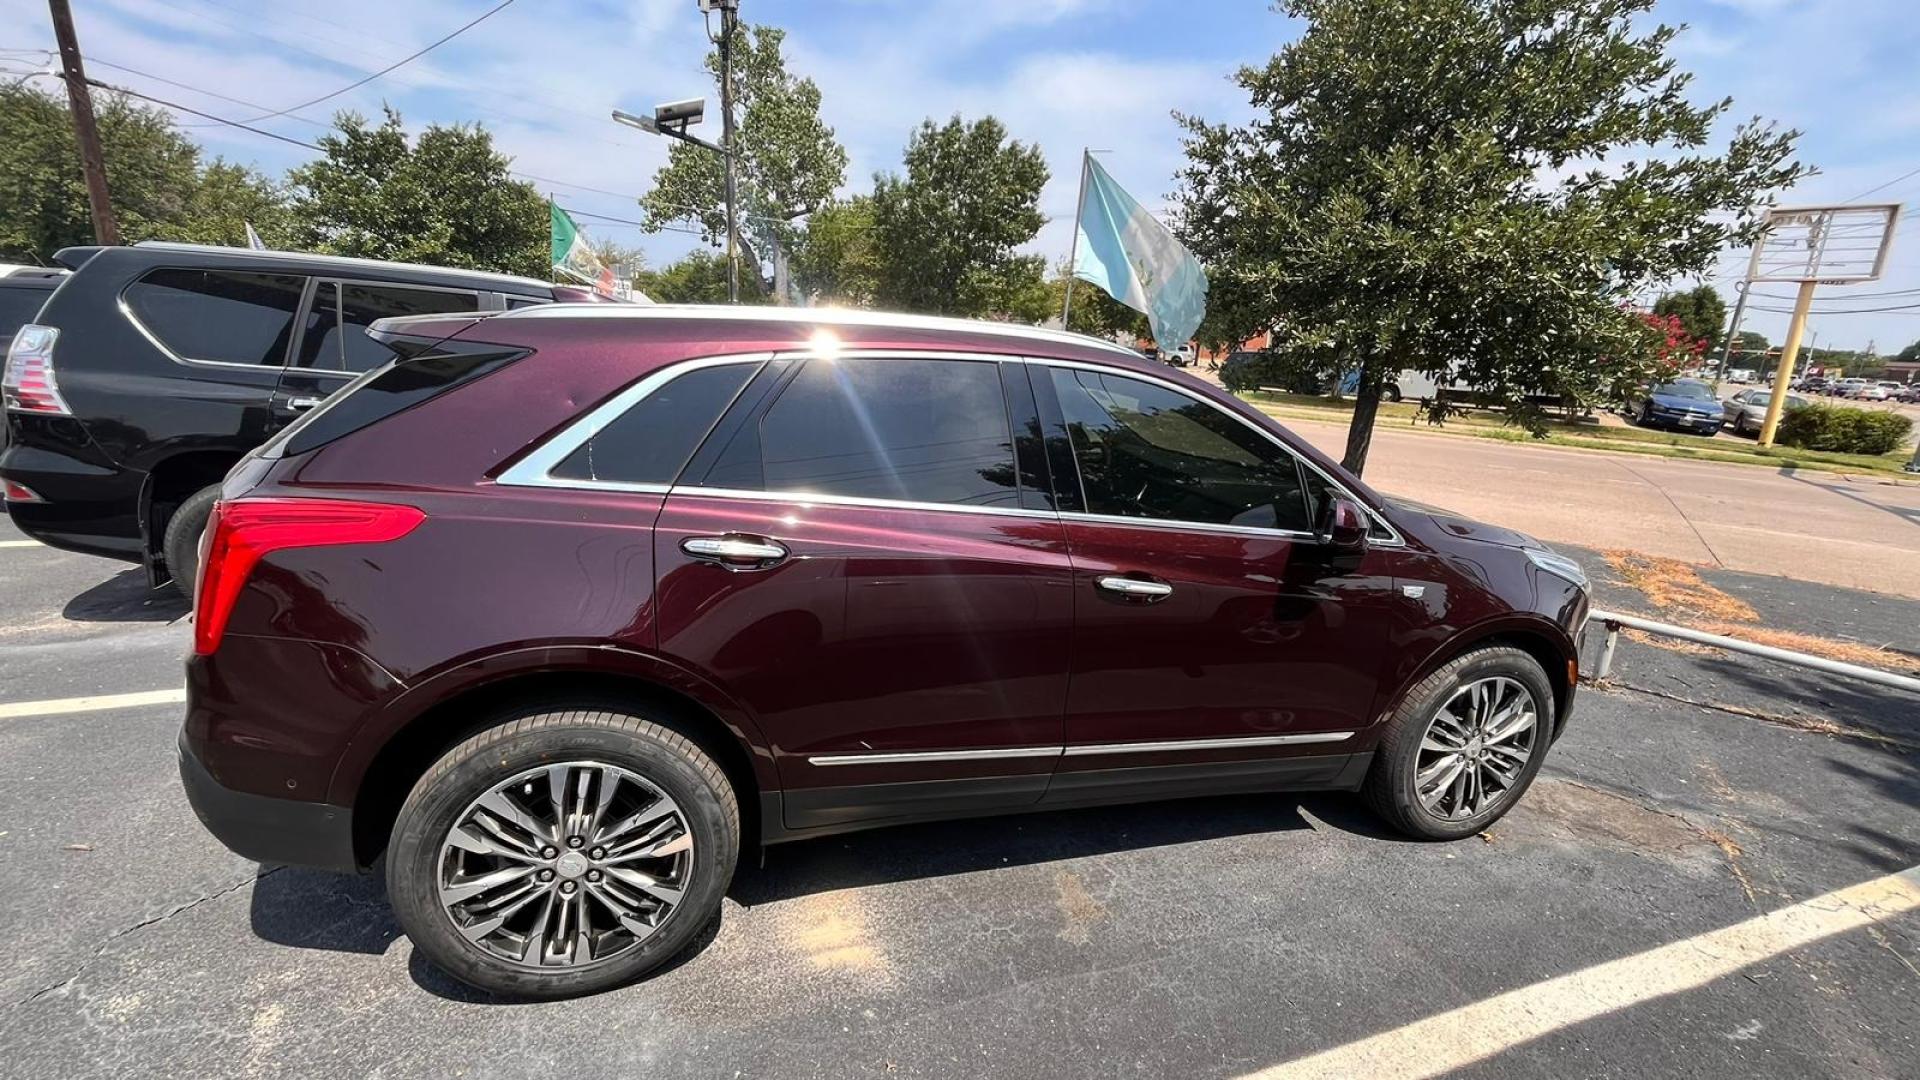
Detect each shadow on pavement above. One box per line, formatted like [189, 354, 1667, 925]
[59, 568, 189, 623]
[246, 789, 1390, 1002]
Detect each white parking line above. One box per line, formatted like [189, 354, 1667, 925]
[1241, 864, 1920, 1080]
[0, 539, 43, 548]
[0, 687, 187, 720]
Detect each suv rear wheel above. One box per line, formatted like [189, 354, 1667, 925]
[1363, 646, 1553, 840]
[162, 485, 221, 599]
[385, 708, 740, 999]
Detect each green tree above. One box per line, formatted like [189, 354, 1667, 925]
[286, 107, 547, 277]
[0, 85, 285, 260]
[1051, 265, 1148, 339]
[639, 23, 847, 288]
[633, 249, 752, 304]
[870, 116, 1049, 317]
[1897, 340, 1920, 363]
[790, 196, 881, 305]
[1653, 284, 1728, 353]
[1173, 0, 1806, 475]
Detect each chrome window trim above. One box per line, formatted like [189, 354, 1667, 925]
[806, 731, 1353, 766]
[496, 353, 776, 490]
[678, 485, 1059, 521]
[1027, 356, 1406, 547]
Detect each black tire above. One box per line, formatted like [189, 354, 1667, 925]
[1382, 383, 1402, 403]
[1636, 402, 1654, 427]
[386, 708, 740, 999]
[162, 485, 222, 599]
[1362, 646, 1555, 840]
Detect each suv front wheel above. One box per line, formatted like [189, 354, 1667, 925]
[1364, 646, 1554, 840]
[385, 708, 740, 999]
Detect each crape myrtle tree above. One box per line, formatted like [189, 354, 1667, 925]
[1172, 0, 1807, 475]
[1652, 283, 1727, 354]
[639, 23, 847, 290]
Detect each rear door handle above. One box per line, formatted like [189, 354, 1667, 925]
[287, 396, 324, 411]
[682, 535, 788, 569]
[1095, 575, 1173, 600]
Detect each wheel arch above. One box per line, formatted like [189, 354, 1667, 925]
[337, 649, 778, 870]
[1389, 616, 1578, 735]
[141, 449, 243, 556]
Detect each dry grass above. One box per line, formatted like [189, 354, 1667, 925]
[1601, 550, 1760, 622]
[1602, 548, 1918, 675]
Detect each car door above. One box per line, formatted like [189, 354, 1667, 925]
[275, 279, 484, 430]
[653, 352, 1075, 831]
[1029, 361, 1397, 804]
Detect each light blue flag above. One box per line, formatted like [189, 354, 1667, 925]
[1071, 154, 1208, 352]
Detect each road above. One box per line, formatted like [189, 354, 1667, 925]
[1, 512, 1917, 1078]
[1279, 415, 1920, 598]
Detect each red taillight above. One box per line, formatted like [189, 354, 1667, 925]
[193, 497, 425, 656]
[2, 479, 44, 503]
[2, 325, 72, 415]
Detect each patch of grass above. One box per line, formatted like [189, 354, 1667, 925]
[1239, 391, 1916, 477]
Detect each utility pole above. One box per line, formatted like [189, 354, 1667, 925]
[48, 0, 119, 245]
[1711, 280, 1748, 391]
[716, 0, 740, 304]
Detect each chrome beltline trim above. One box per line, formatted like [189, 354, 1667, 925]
[807, 746, 1064, 766]
[806, 731, 1353, 766]
[1061, 732, 1353, 756]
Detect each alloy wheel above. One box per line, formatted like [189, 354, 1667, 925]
[436, 761, 693, 970]
[1414, 676, 1539, 820]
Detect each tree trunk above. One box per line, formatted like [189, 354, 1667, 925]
[1342, 363, 1382, 477]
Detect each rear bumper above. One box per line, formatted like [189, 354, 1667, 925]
[0, 440, 144, 561]
[178, 730, 360, 873]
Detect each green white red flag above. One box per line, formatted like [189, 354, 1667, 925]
[550, 201, 616, 298]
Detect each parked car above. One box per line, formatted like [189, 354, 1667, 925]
[180, 305, 1590, 997]
[1896, 384, 1920, 404]
[1627, 378, 1725, 434]
[0, 267, 65, 351]
[1145, 343, 1196, 367]
[1722, 387, 1808, 436]
[1793, 376, 1830, 394]
[1831, 377, 1870, 398]
[0, 242, 615, 595]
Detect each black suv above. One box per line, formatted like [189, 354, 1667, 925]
[0, 267, 66, 354]
[1, 242, 595, 592]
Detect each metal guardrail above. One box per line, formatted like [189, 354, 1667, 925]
[1590, 608, 1920, 695]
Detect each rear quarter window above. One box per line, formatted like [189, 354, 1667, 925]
[124, 268, 305, 366]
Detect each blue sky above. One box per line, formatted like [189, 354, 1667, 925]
[1, 0, 1916, 351]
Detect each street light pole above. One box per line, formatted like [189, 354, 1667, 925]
[717, 0, 740, 304]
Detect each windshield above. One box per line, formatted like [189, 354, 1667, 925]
[1655, 381, 1715, 400]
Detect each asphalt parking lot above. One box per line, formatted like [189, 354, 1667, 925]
[1, 513, 1916, 1078]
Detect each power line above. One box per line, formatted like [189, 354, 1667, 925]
[1846, 165, 1920, 203]
[88, 79, 323, 150]
[240, 0, 521, 123]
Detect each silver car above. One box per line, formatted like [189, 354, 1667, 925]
[1723, 388, 1809, 436]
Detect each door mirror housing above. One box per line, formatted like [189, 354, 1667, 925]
[1322, 498, 1370, 568]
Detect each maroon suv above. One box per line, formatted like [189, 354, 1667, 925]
[180, 306, 1588, 997]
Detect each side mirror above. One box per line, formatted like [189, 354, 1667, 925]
[1322, 498, 1370, 568]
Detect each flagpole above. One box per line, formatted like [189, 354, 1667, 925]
[1061, 148, 1091, 328]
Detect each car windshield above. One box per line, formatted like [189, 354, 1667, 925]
[1655, 381, 1715, 400]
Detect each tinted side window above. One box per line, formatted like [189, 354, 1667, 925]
[0, 286, 52, 343]
[297, 282, 481, 372]
[551, 363, 757, 485]
[124, 269, 304, 366]
[1048, 366, 1312, 531]
[708, 357, 1019, 507]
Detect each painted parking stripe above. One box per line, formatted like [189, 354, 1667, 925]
[0, 539, 43, 548]
[1241, 864, 1920, 1080]
[0, 687, 187, 720]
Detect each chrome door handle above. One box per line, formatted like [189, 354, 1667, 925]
[1096, 575, 1173, 599]
[682, 535, 788, 568]
[287, 396, 324, 411]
